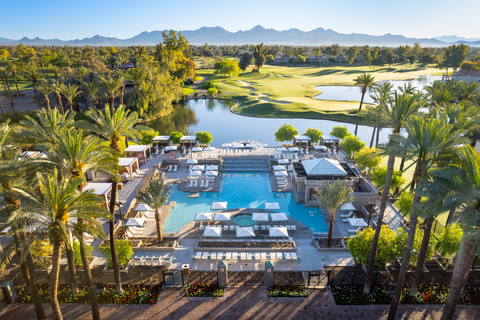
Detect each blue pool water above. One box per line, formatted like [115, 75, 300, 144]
[162, 172, 327, 233]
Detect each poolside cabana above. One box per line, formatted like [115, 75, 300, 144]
[189, 171, 203, 178]
[191, 165, 205, 171]
[195, 212, 213, 221]
[274, 171, 288, 177]
[288, 147, 299, 152]
[134, 203, 152, 212]
[125, 217, 145, 227]
[186, 159, 198, 165]
[206, 165, 219, 171]
[83, 183, 112, 210]
[211, 202, 227, 210]
[348, 218, 368, 228]
[265, 202, 280, 210]
[293, 135, 312, 147]
[204, 147, 215, 151]
[152, 136, 170, 148]
[203, 226, 222, 237]
[118, 157, 139, 180]
[276, 147, 288, 153]
[124, 145, 151, 165]
[252, 212, 269, 222]
[236, 227, 255, 238]
[313, 145, 327, 151]
[269, 226, 289, 238]
[180, 135, 197, 147]
[192, 147, 203, 152]
[321, 135, 340, 147]
[273, 165, 286, 171]
[214, 212, 231, 221]
[270, 212, 289, 222]
[205, 171, 218, 178]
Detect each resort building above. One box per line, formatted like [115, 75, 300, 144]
[451, 70, 480, 83]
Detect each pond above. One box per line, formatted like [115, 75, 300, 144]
[146, 99, 390, 146]
[314, 75, 443, 103]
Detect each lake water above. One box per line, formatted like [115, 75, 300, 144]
[314, 75, 443, 103]
[146, 99, 390, 146]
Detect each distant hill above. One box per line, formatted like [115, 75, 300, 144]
[434, 35, 480, 43]
[1, 26, 479, 47]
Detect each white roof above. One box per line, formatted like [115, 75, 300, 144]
[236, 226, 255, 238]
[206, 165, 218, 171]
[189, 170, 203, 177]
[204, 147, 215, 151]
[186, 159, 198, 164]
[251, 212, 269, 221]
[302, 158, 347, 176]
[165, 146, 177, 151]
[125, 217, 145, 227]
[313, 145, 327, 150]
[152, 136, 170, 141]
[269, 226, 289, 237]
[341, 202, 356, 211]
[245, 144, 256, 148]
[211, 202, 227, 210]
[276, 147, 288, 152]
[134, 204, 152, 212]
[295, 135, 311, 140]
[124, 145, 150, 152]
[203, 226, 222, 237]
[322, 135, 340, 141]
[205, 171, 218, 176]
[278, 159, 290, 164]
[288, 147, 299, 152]
[348, 218, 368, 227]
[195, 212, 213, 221]
[192, 147, 203, 152]
[270, 212, 289, 222]
[214, 212, 231, 221]
[274, 171, 288, 177]
[222, 143, 232, 147]
[273, 165, 286, 171]
[118, 158, 137, 167]
[180, 135, 196, 141]
[83, 183, 112, 195]
[232, 143, 243, 148]
[191, 165, 205, 171]
[265, 202, 280, 210]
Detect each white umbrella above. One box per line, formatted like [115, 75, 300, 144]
[191, 165, 205, 171]
[265, 202, 280, 210]
[314, 145, 327, 150]
[165, 146, 177, 151]
[203, 226, 222, 237]
[236, 226, 255, 238]
[205, 171, 218, 177]
[125, 217, 145, 227]
[206, 165, 218, 171]
[222, 143, 232, 147]
[348, 218, 368, 228]
[232, 143, 243, 148]
[134, 204, 152, 212]
[274, 171, 288, 177]
[192, 147, 203, 152]
[245, 144, 256, 148]
[186, 159, 198, 164]
[276, 147, 288, 152]
[341, 203, 356, 211]
[270, 212, 289, 222]
[278, 159, 290, 164]
[214, 212, 231, 221]
[273, 165, 286, 171]
[288, 147, 299, 152]
[211, 202, 227, 210]
[251, 212, 269, 221]
[269, 226, 289, 237]
[189, 170, 203, 177]
[204, 147, 215, 151]
[195, 212, 213, 221]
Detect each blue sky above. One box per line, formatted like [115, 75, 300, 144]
[1, 0, 479, 40]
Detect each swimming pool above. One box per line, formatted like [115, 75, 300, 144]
[162, 172, 328, 233]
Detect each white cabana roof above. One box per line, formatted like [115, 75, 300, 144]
[191, 165, 205, 171]
[274, 171, 288, 177]
[265, 202, 280, 210]
[348, 218, 368, 228]
[288, 147, 299, 152]
[204, 147, 215, 151]
[124, 145, 149, 152]
[222, 143, 232, 147]
[257, 143, 268, 147]
[211, 202, 227, 210]
[152, 136, 170, 141]
[302, 158, 347, 176]
[180, 135, 196, 141]
[276, 147, 288, 152]
[205, 171, 218, 177]
[195, 212, 213, 221]
[313, 145, 328, 150]
[186, 159, 198, 164]
[165, 146, 177, 151]
[125, 217, 145, 227]
[278, 159, 290, 164]
[273, 165, 286, 171]
[322, 135, 340, 141]
[206, 165, 218, 171]
[203, 226, 222, 237]
[270, 212, 289, 222]
[341, 202, 357, 211]
[84, 183, 112, 195]
[251, 212, 269, 221]
[245, 144, 256, 148]
[295, 135, 311, 141]
[214, 212, 232, 221]
[189, 170, 203, 177]
[192, 147, 203, 152]
[134, 204, 152, 212]
[236, 226, 255, 238]
[118, 158, 137, 166]
[269, 226, 289, 237]
[232, 143, 243, 148]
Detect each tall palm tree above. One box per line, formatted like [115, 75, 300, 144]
[50, 65, 61, 81]
[456, 81, 480, 104]
[369, 82, 393, 148]
[75, 66, 89, 80]
[23, 64, 41, 95]
[312, 179, 353, 247]
[0, 66, 11, 90]
[118, 51, 130, 71]
[60, 84, 79, 113]
[37, 80, 54, 109]
[7, 63, 20, 96]
[136, 177, 172, 243]
[50, 81, 65, 114]
[387, 115, 467, 319]
[0, 88, 15, 112]
[81, 80, 101, 110]
[38, 55, 50, 75]
[353, 73, 376, 136]
[77, 105, 142, 294]
[361, 92, 424, 293]
[115, 70, 131, 106]
[12, 170, 110, 320]
[99, 76, 124, 113]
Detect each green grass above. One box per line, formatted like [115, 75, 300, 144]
[101, 138, 138, 156]
[183, 87, 196, 95]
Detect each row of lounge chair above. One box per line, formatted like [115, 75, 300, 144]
[132, 255, 174, 266]
[188, 179, 213, 188]
[194, 252, 299, 260]
[277, 177, 288, 188]
[167, 165, 178, 172]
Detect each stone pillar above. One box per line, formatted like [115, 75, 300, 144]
[218, 261, 228, 287]
[182, 264, 190, 286]
[264, 261, 274, 286]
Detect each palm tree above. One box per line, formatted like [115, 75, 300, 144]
[115, 70, 131, 106]
[50, 81, 65, 114]
[38, 55, 50, 75]
[456, 81, 480, 104]
[37, 80, 54, 109]
[99, 76, 124, 113]
[77, 105, 142, 294]
[136, 177, 172, 243]
[7, 63, 20, 96]
[387, 115, 467, 319]
[12, 170, 110, 320]
[118, 51, 130, 71]
[353, 73, 376, 136]
[369, 82, 393, 148]
[60, 84, 79, 113]
[81, 80, 101, 110]
[312, 179, 353, 247]
[50, 65, 61, 81]
[23, 64, 41, 95]
[361, 92, 424, 294]
[75, 66, 89, 80]
[0, 66, 10, 90]
[0, 88, 15, 112]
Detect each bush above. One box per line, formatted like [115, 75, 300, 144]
[170, 131, 183, 144]
[268, 285, 308, 297]
[207, 87, 218, 96]
[195, 131, 213, 145]
[354, 147, 382, 174]
[194, 92, 198, 98]
[31, 238, 53, 263]
[395, 191, 414, 215]
[138, 129, 159, 145]
[396, 225, 435, 264]
[200, 80, 215, 90]
[371, 166, 405, 193]
[72, 240, 93, 267]
[275, 123, 298, 143]
[184, 284, 224, 297]
[435, 223, 463, 260]
[100, 239, 134, 269]
[0, 110, 39, 124]
[330, 126, 349, 139]
[184, 79, 194, 85]
[341, 135, 365, 158]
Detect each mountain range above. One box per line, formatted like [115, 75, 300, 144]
[1, 26, 479, 47]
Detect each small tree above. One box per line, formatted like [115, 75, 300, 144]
[100, 240, 134, 269]
[170, 132, 183, 144]
[31, 239, 53, 264]
[207, 87, 218, 96]
[395, 191, 414, 215]
[265, 54, 274, 64]
[304, 128, 323, 144]
[275, 124, 298, 144]
[330, 126, 349, 139]
[341, 135, 365, 159]
[371, 166, 405, 193]
[354, 147, 382, 175]
[138, 129, 159, 145]
[435, 223, 463, 267]
[196, 131, 213, 145]
[73, 240, 93, 267]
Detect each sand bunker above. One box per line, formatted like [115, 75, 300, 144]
[257, 97, 291, 104]
[236, 80, 258, 86]
[251, 93, 272, 97]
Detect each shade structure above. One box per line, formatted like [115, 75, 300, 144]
[269, 226, 289, 238]
[205, 171, 218, 177]
[222, 143, 232, 147]
[186, 159, 198, 164]
[192, 147, 203, 152]
[211, 202, 227, 210]
[265, 202, 280, 210]
[203, 226, 222, 237]
[257, 143, 268, 147]
[206, 165, 218, 171]
[274, 171, 288, 177]
[270, 212, 289, 222]
[165, 146, 177, 151]
[118, 157, 137, 167]
[348, 218, 368, 228]
[313, 145, 327, 151]
[340, 202, 356, 211]
[236, 226, 255, 238]
[204, 147, 215, 151]
[232, 143, 243, 148]
[195, 212, 213, 221]
[251, 212, 269, 221]
[134, 204, 152, 212]
[125, 217, 145, 227]
[152, 135, 170, 142]
[288, 147, 299, 152]
[245, 144, 256, 148]
[84, 183, 112, 196]
[277, 159, 290, 164]
[214, 212, 232, 221]
[273, 165, 286, 171]
[276, 147, 288, 152]
[191, 165, 205, 171]
[189, 170, 203, 177]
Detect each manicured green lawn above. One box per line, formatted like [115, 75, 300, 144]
[101, 138, 138, 156]
[183, 87, 196, 95]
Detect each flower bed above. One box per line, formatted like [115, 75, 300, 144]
[331, 285, 480, 305]
[184, 284, 224, 297]
[198, 241, 294, 248]
[268, 285, 308, 297]
[17, 284, 160, 304]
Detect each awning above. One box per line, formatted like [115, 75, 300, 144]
[288, 147, 299, 152]
[265, 202, 280, 210]
[134, 204, 152, 212]
[195, 212, 213, 221]
[222, 143, 232, 147]
[125, 217, 145, 227]
[124, 145, 149, 152]
[191, 165, 205, 171]
[341, 203, 356, 211]
[192, 147, 203, 152]
[206, 165, 218, 171]
[313, 145, 327, 150]
[276, 147, 288, 152]
[203, 226, 222, 237]
[348, 218, 368, 228]
[278, 159, 290, 164]
[274, 171, 288, 177]
[273, 165, 286, 171]
[83, 183, 112, 196]
[165, 146, 177, 151]
[180, 135, 196, 141]
[204, 147, 215, 151]
[236, 226, 255, 238]
[118, 158, 137, 167]
[294, 135, 311, 141]
[232, 143, 243, 148]
[214, 212, 231, 221]
[205, 171, 218, 177]
[270, 212, 289, 222]
[152, 136, 170, 141]
[211, 202, 227, 210]
[269, 226, 289, 237]
[251, 212, 269, 221]
[186, 159, 198, 164]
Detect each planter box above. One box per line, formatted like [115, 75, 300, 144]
[103, 261, 131, 274]
[133, 239, 177, 251]
[194, 240, 297, 252]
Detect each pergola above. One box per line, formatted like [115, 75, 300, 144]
[180, 135, 197, 147]
[118, 157, 139, 179]
[152, 136, 170, 147]
[321, 135, 340, 147]
[293, 135, 312, 147]
[83, 182, 112, 210]
[124, 145, 151, 165]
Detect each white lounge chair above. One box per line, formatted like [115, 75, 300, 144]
[276, 252, 283, 260]
[188, 179, 194, 187]
[202, 252, 209, 259]
[210, 252, 217, 260]
[194, 252, 202, 260]
[240, 252, 247, 260]
[224, 225, 229, 231]
[286, 225, 292, 231]
[168, 165, 173, 172]
[285, 253, 292, 260]
[261, 252, 267, 260]
[291, 252, 298, 260]
[133, 256, 143, 266]
[173, 165, 178, 171]
[199, 225, 205, 231]
[229, 225, 235, 231]
[144, 256, 154, 265]
[233, 252, 239, 259]
[254, 225, 259, 231]
[291, 225, 297, 231]
[226, 252, 232, 260]
[340, 211, 354, 219]
[193, 180, 198, 187]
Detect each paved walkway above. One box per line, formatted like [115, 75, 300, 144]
[2, 287, 478, 320]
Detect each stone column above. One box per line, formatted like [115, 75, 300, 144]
[182, 264, 190, 285]
[218, 261, 228, 287]
[264, 261, 274, 286]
